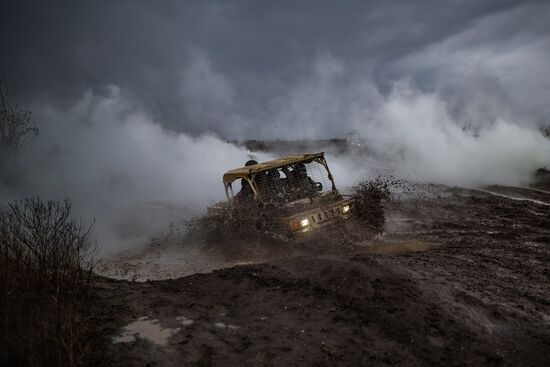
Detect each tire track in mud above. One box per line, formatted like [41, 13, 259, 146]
[527, 187, 550, 195]
[474, 186, 550, 206]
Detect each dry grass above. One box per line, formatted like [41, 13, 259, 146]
[0, 198, 97, 366]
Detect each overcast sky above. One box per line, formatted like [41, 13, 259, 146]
[2, 0, 549, 138]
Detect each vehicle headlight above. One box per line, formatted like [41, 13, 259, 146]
[300, 218, 310, 227]
[342, 205, 350, 213]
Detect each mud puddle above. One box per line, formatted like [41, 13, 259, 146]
[97, 235, 442, 281]
[112, 317, 182, 346]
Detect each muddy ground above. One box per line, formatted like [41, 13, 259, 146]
[96, 175, 550, 366]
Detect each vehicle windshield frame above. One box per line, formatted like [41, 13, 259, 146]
[223, 153, 338, 206]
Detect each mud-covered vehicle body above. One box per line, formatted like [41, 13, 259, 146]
[208, 152, 353, 238]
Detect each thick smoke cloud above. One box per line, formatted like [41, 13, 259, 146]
[356, 83, 550, 186]
[2, 65, 548, 254]
[0, 87, 271, 253]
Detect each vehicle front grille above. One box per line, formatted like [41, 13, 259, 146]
[309, 205, 345, 225]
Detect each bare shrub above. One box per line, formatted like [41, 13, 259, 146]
[0, 198, 96, 366]
[0, 73, 38, 160]
[351, 177, 392, 233]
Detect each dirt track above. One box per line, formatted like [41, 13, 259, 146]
[97, 181, 550, 366]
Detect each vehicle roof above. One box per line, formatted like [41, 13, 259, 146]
[223, 152, 324, 184]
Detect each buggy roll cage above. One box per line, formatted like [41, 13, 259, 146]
[222, 152, 338, 205]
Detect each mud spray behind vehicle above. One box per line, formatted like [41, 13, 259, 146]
[207, 152, 354, 240]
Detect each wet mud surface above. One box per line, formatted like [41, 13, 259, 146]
[97, 183, 550, 366]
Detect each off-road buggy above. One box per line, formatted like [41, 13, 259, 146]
[207, 152, 354, 239]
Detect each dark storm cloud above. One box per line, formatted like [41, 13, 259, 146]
[1, 0, 549, 136]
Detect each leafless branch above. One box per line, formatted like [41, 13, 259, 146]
[0, 198, 96, 365]
[0, 72, 39, 160]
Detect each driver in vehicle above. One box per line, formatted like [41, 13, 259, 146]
[258, 169, 283, 199]
[234, 159, 257, 205]
[285, 163, 321, 193]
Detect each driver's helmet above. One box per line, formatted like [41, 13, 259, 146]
[245, 159, 258, 166]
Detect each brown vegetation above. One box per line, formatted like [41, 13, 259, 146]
[0, 198, 97, 366]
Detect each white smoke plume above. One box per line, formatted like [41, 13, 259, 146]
[2, 54, 550, 254]
[354, 83, 550, 187]
[1, 86, 271, 253]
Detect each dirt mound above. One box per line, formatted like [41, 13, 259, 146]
[101, 254, 549, 366]
[96, 178, 550, 366]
